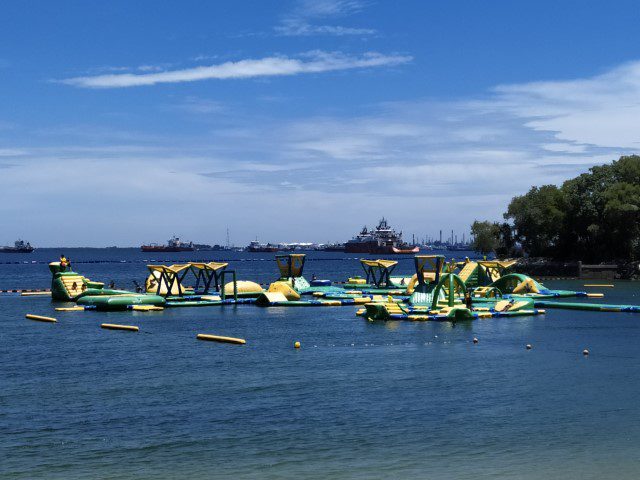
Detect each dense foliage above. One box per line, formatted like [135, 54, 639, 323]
[472, 155, 640, 261]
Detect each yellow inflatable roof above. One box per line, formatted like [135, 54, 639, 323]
[360, 259, 398, 269]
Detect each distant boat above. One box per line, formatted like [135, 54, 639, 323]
[194, 244, 236, 251]
[246, 240, 279, 253]
[0, 239, 34, 253]
[344, 218, 420, 255]
[321, 243, 346, 252]
[141, 236, 194, 252]
[447, 244, 472, 251]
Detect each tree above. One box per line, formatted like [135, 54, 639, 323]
[504, 185, 566, 257]
[470, 220, 499, 255]
[495, 222, 518, 257]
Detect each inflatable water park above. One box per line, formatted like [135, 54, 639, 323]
[20, 254, 640, 324]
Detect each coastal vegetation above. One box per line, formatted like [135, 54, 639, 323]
[473, 155, 640, 261]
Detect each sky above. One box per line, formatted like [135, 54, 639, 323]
[1, 0, 640, 247]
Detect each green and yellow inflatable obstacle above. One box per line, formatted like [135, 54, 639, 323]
[257, 254, 373, 306]
[50, 262, 129, 301]
[49, 262, 165, 311]
[363, 256, 474, 321]
[145, 262, 250, 306]
[340, 259, 408, 295]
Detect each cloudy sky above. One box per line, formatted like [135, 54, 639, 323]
[1, 0, 639, 246]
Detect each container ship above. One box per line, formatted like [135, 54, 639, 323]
[0, 239, 34, 253]
[141, 236, 195, 252]
[344, 218, 420, 254]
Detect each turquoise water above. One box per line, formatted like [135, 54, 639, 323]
[2, 250, 640, 479]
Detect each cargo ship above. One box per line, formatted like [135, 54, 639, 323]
[0, 239, 34, 253]
[344, 218, 420, 254]
[141, 236, 195, 252]
[246, 240, 279, 253]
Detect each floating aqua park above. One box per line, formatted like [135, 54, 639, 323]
[41, 253, 640, 320]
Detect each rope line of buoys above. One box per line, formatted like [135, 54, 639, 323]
[0, 257, 381, 266]
[1, 289, 50, 294]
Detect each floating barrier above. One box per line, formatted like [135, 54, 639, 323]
[1, 289, 50, 294]
[196, 333, 246, 345]
[25, 313, 57, 323]
[584, 284, 614, 288]
[55, 306, 85, 311]
[101, 323, 139, 332]
[534, 300, 640, 312]
[20, 291, 51, 296]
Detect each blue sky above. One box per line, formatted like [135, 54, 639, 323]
[1, 0, 640, 246]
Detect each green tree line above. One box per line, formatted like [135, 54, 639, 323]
[471, 155, 640, 261]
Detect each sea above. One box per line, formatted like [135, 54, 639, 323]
[2, 248, 640, 479]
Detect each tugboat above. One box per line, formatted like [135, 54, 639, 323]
[246, 240, 279, 253]
[344, 218, 420, 254]
[141, 236, 195, 252]
[0, 239, 35, 253]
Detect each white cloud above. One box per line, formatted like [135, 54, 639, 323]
[275, 0, 375, 36]
[6, 59, 640, 245]
[61, 51, 411, 88]
[275, 22, 375, 36]
[174, 97, 225, 114]
[493, 60, 640, 148]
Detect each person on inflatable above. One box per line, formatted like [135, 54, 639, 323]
[60, 254, 70, 271]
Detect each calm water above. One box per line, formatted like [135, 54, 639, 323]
[2, 249, 640, 479]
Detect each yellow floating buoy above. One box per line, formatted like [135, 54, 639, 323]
[21, 291, 51, 296]
[101, 323, 139, 332]
[196, 333, 246, 345]
[25, 314, 57, 323]
[586, 293, 604, 298]
[55, 306, 85, 311]
[583, 349, 590, 356]
[294, 341, 301, 349]
[584, 284, 614, 288]
[131, 305, 164, 311]
[472, 337, 479, 344]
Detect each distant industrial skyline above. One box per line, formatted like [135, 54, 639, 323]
[1, 1, 639, 246]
